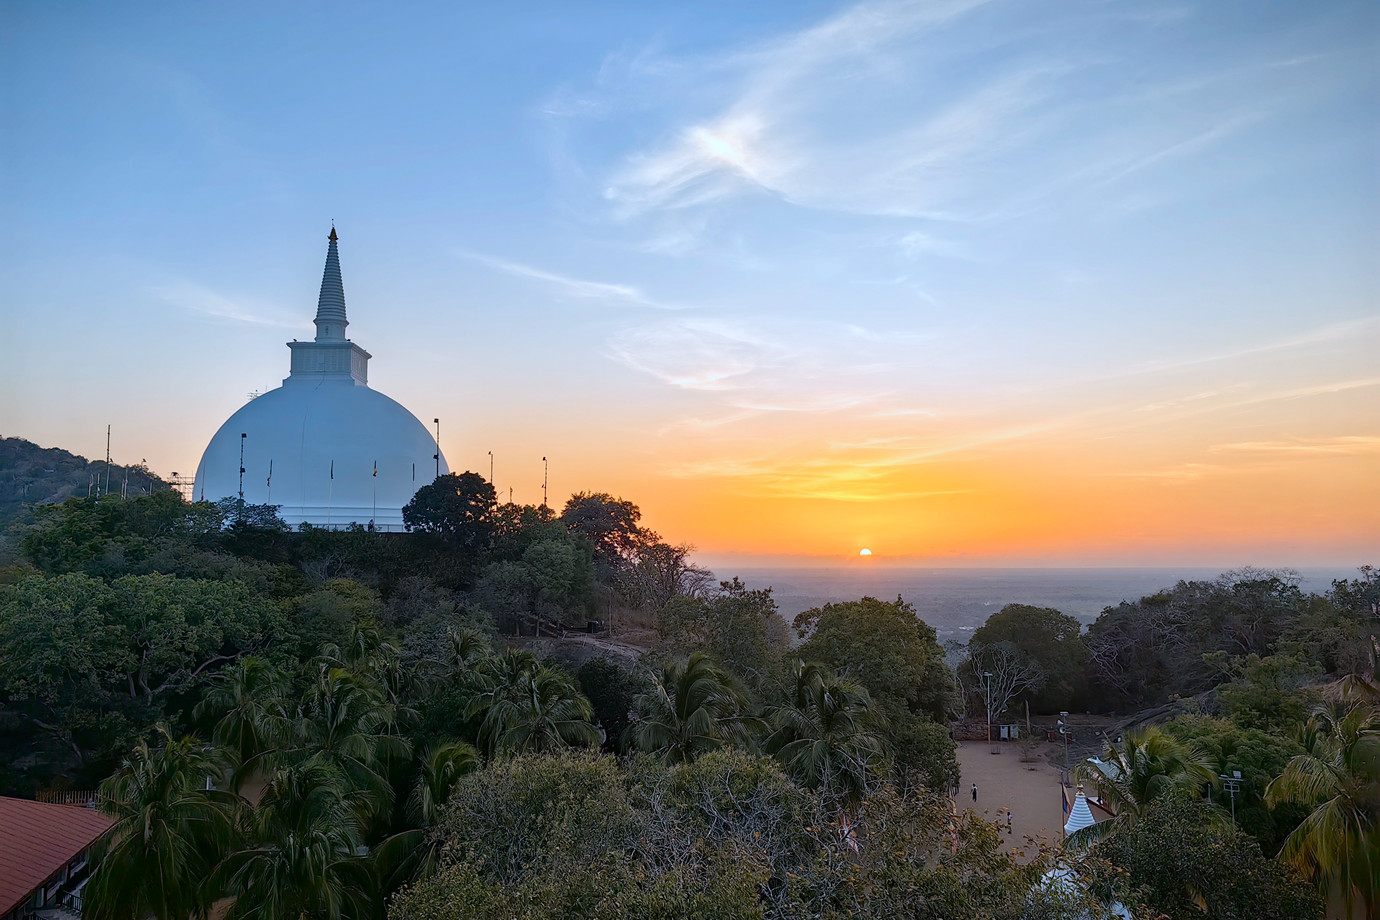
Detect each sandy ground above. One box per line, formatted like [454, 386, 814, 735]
[953, 740, 1068, 856]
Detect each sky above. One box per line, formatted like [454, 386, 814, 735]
[1, 0, 1376, 567]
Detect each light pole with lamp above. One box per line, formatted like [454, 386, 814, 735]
[1058, 712, 1071, 785]
[983, 671, 995, 753]
[1219, 770, 1242, 825]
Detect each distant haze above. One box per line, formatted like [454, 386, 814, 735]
[712, 565, 1360, 640]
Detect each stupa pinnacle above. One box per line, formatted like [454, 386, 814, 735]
[192, 228, 449, 528]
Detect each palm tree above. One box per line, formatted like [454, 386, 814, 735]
[215, 758, 374, 920]
[372, 739, 479, 891]
[86, 725, 239, 920]
[466, 649, 599, 753]
[1265, 694, 1379, 917]
[1069, 725, 1218, 845]
[764, 660, 887, 807]
[193, 656, 290, 790]
[294, 666, 412, 824]
[625, 651, 758, 763]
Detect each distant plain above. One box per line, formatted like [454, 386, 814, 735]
[715, 566, 1358, 640]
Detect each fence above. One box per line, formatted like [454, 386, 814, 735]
[35, 790, 98, 807]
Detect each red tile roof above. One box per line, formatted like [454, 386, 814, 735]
[0, 796, 114, 914]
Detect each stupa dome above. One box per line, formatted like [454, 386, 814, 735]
[193, 229, 448, 529]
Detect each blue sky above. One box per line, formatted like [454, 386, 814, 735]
[2, 0, 1376, 563]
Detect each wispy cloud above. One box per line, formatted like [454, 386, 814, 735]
[607, 318, 787, 390]
[461, 252, 684, 310]
[561, 0, 1356, 248]
[1209, 436, 1380, 456]
[661, 452, 970, 502]
[154, 281, 306, 329]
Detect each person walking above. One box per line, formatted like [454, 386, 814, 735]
[971, 782, 978, 802]
[1007, 810, 1013, 835]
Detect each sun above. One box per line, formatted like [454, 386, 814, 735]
[858, 548, 872, 556]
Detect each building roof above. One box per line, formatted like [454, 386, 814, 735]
[0, 796, 115, 914]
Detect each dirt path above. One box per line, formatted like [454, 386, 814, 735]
[953, 741, 1068, 856]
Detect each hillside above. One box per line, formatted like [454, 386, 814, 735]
[0, 436, 170, 530]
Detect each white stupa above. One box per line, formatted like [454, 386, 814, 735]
[193, 228, 449, 529]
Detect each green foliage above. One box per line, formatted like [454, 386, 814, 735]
[401, 471, 497, 552]
[0, 434, 170, 537]
[763, 660, 887, 806]
[1091, 799, 1322, 920]
[0, 571, 282, 790]
[559, 491, 643, 576]
[794, 595, 955, 723]
[1163, 714, 1305, 852]
[625, 651, 758, 763]
[971, 603, 1087, 713]
[1071, 726, 1219, 846]
[660, 578, 788, 690]
[86, 726, 239, 920]
[392, 748, 1063, 920]
[576, 658, 642, 752]
[1213, 653, 1320, 733]
[1084, 573, 1312, 709]
[793, 596, 957, 787]
[466, 649, 600, 754]
[475, 534, 593, 635]
[215, 759, 375, 920]
[290, 578, 382, 658]
[1265, 689, 1380, 918]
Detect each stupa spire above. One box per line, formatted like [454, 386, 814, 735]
[314, 225, 348, 342]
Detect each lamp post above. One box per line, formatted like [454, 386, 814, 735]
[1058, 711, 1071, 785]
[983, 671, 994, 753]
[238, 433, 247, 516]
[433, 419, 440, 480]
[1219, 770, 1243, 825]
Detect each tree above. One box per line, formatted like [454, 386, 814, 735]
[794, 596, 955, 723]
[660, 578, 788, 690]
[401, 472, 497, 553]
[0, 572, 280, 786]
[970, 604, 1086, 712]
[86, 726, 239, 920]
[1091, 799, 1322, 920]
[763, 660, 887, 807]
[1085, 574, 1311, 709]
[292, 666, 411, 824]
[625, 652, 757, 763]
[475, 535, 592, 635]
[620, 539, 713, 610]
[964, 640, 1045, 749]
[1265, 690, 1380, 918]
[373, 739, 480, 891]
[215, 759, 374, 920]
[793, 596, 957, 786]
[193, 656, 291, 790]
[577, 658, 642, 753]
[466, 650, 599, 754]
[1071, 726, 1219, 845]
[1163, 714, 1306, 853]
[559, 491, 642, 578]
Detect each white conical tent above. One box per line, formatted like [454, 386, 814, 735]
[1064, 791, 1096, 838]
